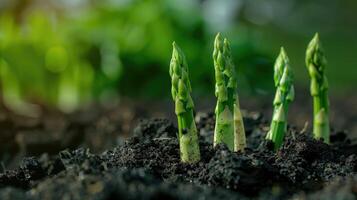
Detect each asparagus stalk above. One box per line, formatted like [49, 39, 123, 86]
[213, 33, 246, 152]
[266, 47, 294, 150]
[169, 42, 200, 163]
[305, 33, 330, 143]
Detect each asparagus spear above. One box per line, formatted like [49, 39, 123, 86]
[169, 42, 200, 163]
[213, 33, 246, 152]
[266, 47, 294, 150]
[305, 33, 330, 143]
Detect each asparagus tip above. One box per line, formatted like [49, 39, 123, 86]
[308, 32, 321, 50]
[279, 46, 287, 57]
[313, 32, 320, 41]
[214, 33, 223, 49]
[172, 41, 178, 50]
[172, 42, 185, 64]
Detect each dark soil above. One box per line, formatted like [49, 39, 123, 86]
[0, 110, 356, 200]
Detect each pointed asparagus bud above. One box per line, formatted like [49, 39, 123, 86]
[169, 42, 200, 163]
[213, 33, 246, 152]
[305, 33, 330, 143]
[266, 47, 294, 150]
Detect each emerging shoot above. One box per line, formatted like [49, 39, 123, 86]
[305, 33, 330, 143]
[213, 33, 246, 152]
[266, 47, 294, 150]
[169, 42, 201, 163]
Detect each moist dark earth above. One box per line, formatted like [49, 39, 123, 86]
[0, 109, 356, 200]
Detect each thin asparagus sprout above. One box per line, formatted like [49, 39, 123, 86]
[213, 33, 246, 152]
[169, 42, 200, 163]
[306, 33, 330, 143]
[266, 47, 294, 150]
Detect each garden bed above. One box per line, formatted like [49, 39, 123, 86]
[0, 110, 356, 200]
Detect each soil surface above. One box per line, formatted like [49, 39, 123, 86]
[0, 110, 356, 199]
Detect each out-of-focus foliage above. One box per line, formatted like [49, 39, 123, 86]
[0, 0, 272, 114]
[1, 0, 356, 114]
[0, 13, 98, 113]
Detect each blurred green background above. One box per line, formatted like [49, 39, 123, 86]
[0, 0, 356, 114]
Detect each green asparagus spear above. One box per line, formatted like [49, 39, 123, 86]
[213, 33, 246, 152]
[169, 42, 200, 163]
[266, 47, 294, 150]
[305, 33, 330, 143]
